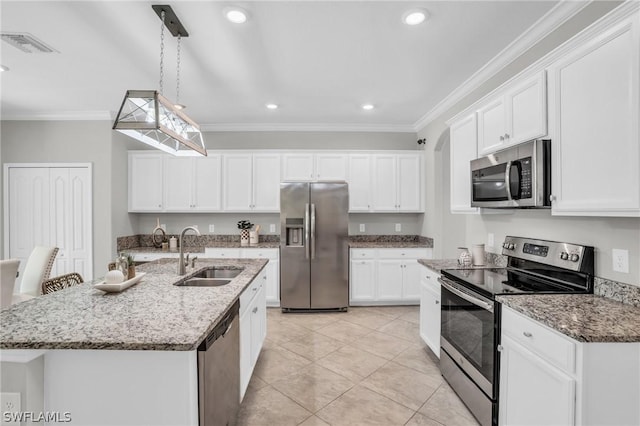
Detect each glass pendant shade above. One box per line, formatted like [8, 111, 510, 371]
[113, 90, 206, 157]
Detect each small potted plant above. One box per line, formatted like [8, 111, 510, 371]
[123, 252, 136, 279]
[237, 220, 254, 247]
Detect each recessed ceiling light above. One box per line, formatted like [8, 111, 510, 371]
[362, 104, 375, 111]
[403, 9, 428, 26]
[266, 103, 278, 110]
[0, 65, 9, 72]
[224, 7, 248, 24]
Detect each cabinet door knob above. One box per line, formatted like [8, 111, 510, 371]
[252, 307, 258, 314]
[435, 300, 440, 305]
[497, 344, 504, 352]
[499, 136, 505, 141]
[523, 331, 533, 338]
[549, 194, 556, 202]
[504, 133, 510, 139]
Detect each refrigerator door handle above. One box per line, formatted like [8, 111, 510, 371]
[305, 203, 310, 260]
[310, 203, 316, 259]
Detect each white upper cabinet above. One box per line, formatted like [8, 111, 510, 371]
[372, 153, 423, 212]
[548, 9, 640, 216]
[164, 155, 222, 212]
[223, 153, 281, 212]
[347, 154, 372, 212]
[282, 152, 348, 181]
[129, 153, 164, 212]
[477, 71, 547, 156]
[449, 113, 479, 214]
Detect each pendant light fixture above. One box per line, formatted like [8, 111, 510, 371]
[113, 5, 206, 157]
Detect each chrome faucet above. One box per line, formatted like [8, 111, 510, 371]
[178, 226, 201, 275]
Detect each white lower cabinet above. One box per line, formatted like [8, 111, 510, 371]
[419, 265, 440, 358]
[499, 306, 640, 426]
[239, 269, 267, 401]
[349, 248, 431, 305]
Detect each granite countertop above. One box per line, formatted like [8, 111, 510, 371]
[0, 258, 268, 351]
[497, 294, 640, 343]
[125, 242, 280, 254]
[349, 241, 432, 249]
[418, 258, 505, 273]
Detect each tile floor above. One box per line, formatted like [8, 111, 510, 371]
[237, 306, 479, 426]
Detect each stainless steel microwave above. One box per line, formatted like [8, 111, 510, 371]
[470, 139, 551, 208]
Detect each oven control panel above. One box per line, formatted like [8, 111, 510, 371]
[501, 236, 594, 273]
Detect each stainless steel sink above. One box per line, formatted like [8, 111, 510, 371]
[175, 268, 242, 287]
[179, 278, 232, 287]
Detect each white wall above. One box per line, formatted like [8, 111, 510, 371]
[418, 1, 640, 286]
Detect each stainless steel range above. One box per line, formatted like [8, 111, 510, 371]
[439, 236, 595, 426]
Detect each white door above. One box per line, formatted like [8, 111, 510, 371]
[315, 153, 348, 180]
[164, 157, 192, 211]
[128, 153, 164, 211]
[282, 153, 314, 181]
[347, 154, 371, 212]
[252, 154, 281, 211]
[397, 154, 421, 212]
[6, 165, 93, 284]
[349, 259, 375, 302]
[401, 261, 421, 300]
[449, 113, 479, 214]
[264, 259, 280, 306]
[372, 155, 398, 211]
[477, 97, 506, 156]
[376, 260, 403, 301]
[193, 154, 222, 211]
[507, 72, 547, 145]
[222, 154, 253, 211]
[420, 277, 441, 358]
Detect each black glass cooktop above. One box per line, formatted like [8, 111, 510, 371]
[441, 267, 589, 299]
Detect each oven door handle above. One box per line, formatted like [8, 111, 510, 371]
[439, 278, 494, 313]
[505, 160, 513, 201]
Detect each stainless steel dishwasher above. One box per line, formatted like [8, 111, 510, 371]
[198, 300, 240, 426]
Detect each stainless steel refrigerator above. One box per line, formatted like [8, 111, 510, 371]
[280, 181, 349, 311]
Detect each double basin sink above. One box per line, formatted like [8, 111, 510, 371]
[175, 268, 242, 287]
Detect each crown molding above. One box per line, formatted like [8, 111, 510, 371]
[412, 0, 592, 132]
[1, 111, 112, 121]
[200, 122, 416, 133]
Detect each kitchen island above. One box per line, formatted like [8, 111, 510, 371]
[0, 258, 268, 425]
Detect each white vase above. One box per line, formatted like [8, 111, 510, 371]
[457, 247, 472, 267]
[240, 229, 250, 246]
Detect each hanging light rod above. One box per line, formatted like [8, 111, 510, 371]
[152, 5, 189, 37]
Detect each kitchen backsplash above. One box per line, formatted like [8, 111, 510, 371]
[595, 278, 640, 307]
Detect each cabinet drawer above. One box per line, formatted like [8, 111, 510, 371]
[240, 277, 261, 313]
[378, 248, 428, 259]
[420, 266, 440, 294]
[502, 307, 576, 373]
[351, 249, 376, 259]
[131, 252, 177, 262]
[241, 248, 279, 259]
[203, 248, 242, 258]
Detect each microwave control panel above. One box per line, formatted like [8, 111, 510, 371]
[520, 157, 532, 199]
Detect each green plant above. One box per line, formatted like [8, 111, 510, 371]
[120, 252, 135, 267]
[237, 220, 254, 230]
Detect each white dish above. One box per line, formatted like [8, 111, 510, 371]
[94, 272, 146, 293]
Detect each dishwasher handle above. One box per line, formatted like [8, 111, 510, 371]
[198, 300, 240, 351]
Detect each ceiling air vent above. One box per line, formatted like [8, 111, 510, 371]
[1, 32, 58, 53]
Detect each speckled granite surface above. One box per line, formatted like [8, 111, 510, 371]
[348, 235, 433, 248]
[497, 294, 640, 343]
[418, 255, 506, 273]
[594, 277, 640, 307]
[0, 258, 268, 351]
[117, 234, 280, 251]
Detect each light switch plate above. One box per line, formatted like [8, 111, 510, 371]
[395, 223, 401, 232]
[612, 249, 629, 273]
[487, 233, 494, 248]
[359, 224, 366, 232]
[208, 224, 215, 233]
[269, 224, 276, 233]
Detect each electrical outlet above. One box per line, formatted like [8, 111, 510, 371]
[395, 223, 401, 232]
[359, 224, 366, 233]
[612, 249, 629, 273]
[488, 233, 495, 248]
[269, 224, 276, 233]
[160, 224, 166, 231]
[1, 392, 21, 415]
[208, 224, 215, 233]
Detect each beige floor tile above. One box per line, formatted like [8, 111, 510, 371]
[399, 309, 420, 325]
[377, 318, 421, 342]
[352, 330, 413, 360]
[341, 307, 396, 330]
[361, 361, 440, 410]
[315, 320, 372, 343]
[266, 319, 312, 344]
[253, 345, 313, 384]
[282, 331, 345, 360]
[362, 305, 419, 319]
[237, 385, 312, 426]
[418, 384, 479, 426]
[271, 364, 355, 413]
[298, 415, 330, 426]
[247, 374, 268, 391]
[281, 312, 344, 331]
[393, 345, 443, 378]
[316, 385, 415, 426]
[266, 307, 286, 321]
[405, 412, 445, 426]
[316, 344, 389, 383]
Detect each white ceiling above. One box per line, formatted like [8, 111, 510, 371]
[0, 0, 563, 131]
